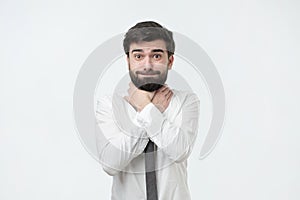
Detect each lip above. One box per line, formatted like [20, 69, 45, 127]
[138, 74, 158, 77]
[136, 71, 160, 75]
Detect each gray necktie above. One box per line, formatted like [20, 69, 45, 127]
[144, 140, 158, 200]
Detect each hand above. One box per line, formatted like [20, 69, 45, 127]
[124, 82, 155, 112]
[152, 85, 173, 113]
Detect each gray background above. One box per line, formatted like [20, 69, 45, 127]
[1, 0, 299, 199]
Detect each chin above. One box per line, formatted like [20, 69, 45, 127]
[138, 83, 164, 92]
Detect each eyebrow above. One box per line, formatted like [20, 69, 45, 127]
[131, 49, 165, 53]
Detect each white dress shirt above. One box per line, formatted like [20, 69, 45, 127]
[95, 90, 200, 200]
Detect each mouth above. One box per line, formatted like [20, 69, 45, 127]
[136, 71, 160, 76]
[139, 74, 158, 77]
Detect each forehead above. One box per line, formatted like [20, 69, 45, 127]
[129, 39, 167, 52]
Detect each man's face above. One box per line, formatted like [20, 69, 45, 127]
[127, 39, 174, 92]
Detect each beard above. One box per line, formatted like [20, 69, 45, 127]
[129, 69, 168, 92]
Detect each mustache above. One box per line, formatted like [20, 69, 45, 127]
[136, 70, 160, 75]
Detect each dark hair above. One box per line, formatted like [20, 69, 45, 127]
[123, 21, 175, 58]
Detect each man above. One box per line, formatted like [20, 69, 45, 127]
[96, 21, 200, 200]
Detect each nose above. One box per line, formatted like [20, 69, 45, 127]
[143, 56, 153, 71]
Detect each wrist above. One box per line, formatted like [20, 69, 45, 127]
[137, 101, 151, 112]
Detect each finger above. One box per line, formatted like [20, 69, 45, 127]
[166, 91, 173, 101]
[154, 90, 169, 102]
[152, 90, 162, 99]
[162, 88, 172, 97]
[128, 83, 133, 93]
[124, 96, 130, 102]
[128, 84, 138, 95]
[153, 88, 168, 100]
[157, 91, 170, 103]
[127, 88, 132, 96]
[160, 85, 168, 92]
[129, 82, 137, 90]
[157, 88, 169, 97]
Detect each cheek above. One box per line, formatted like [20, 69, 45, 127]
[153, 61, 169, 69]
[129, 61, 144, 70]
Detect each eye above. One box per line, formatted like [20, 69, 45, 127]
[134, 54, 143, 60]
[153, 54, 162, 60]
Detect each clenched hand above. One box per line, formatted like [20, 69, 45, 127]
[152, 85, 173, 113]
[124, 82, 154, 112]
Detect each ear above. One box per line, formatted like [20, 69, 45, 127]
[126, 56, 130, 70]
[167, 55, 174, 70]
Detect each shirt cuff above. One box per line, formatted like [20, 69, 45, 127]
[136, 103, 165, 138]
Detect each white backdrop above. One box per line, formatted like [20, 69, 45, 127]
[1, 0, 299, 199]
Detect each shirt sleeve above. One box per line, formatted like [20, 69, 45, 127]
[95, 96, 149, 176]
[137, 92, 200, 163]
